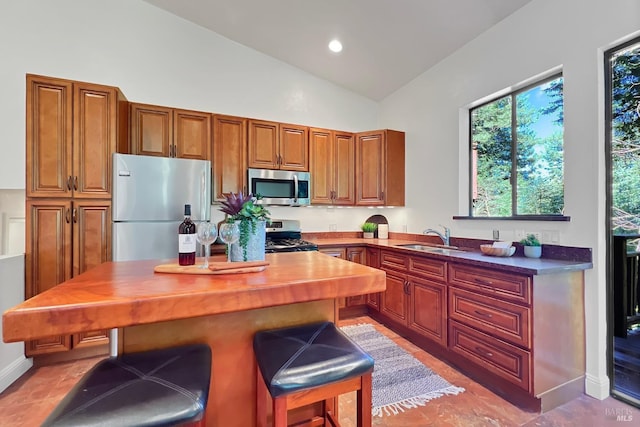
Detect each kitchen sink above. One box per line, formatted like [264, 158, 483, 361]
[394, 243, 463, 254]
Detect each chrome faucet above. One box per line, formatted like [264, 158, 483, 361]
[423, 225, 450, 246]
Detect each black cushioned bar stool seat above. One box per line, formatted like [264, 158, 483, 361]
[42, 344, 212, 427]
[253, 321, 374, 427]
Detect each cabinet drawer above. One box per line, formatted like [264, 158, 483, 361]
[449, 320, 531, 391]
[380, 250, 408, 272]
[449, 287, 531, 348]
[409, 256, 446, 282]
[448, 263, 531, 305]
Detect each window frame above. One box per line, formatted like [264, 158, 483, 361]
[462, 72, 569, 221]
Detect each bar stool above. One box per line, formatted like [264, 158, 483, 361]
[253, 321, 374, 427]
[42, 343, 212, 427]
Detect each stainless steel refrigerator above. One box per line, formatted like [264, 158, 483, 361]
[112, 153, 211, 262]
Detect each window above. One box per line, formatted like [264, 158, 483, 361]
[469, 75, 565, 218]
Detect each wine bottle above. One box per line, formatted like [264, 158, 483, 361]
[178, 204, 197, 265]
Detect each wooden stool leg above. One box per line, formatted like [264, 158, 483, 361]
[273, 396, 288, 427]
[357, 372, 372, 427]
[256, 366, 268, 427]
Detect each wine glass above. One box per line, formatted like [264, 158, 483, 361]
[196, 222, 218, 269]
[218, 222, 240, 262]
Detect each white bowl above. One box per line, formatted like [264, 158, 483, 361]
[480, 244, 515, 257]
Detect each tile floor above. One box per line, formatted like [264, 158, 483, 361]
[0, 316, 636, 426]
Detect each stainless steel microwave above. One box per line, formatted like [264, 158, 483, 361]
[248, 168, 311, 206]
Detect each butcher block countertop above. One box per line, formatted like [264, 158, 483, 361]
[2, 251, 385, 343]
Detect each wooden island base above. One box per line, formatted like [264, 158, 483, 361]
[119, 299, 337, 427]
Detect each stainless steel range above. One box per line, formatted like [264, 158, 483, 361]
[265, 219, 318, 253]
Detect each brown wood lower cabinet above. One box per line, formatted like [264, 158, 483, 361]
[377, 250, 447, 349]
[318, 246, 369, 315]
[408, 276, 447, 347]
[365, 247, 381, 310]
[368, 251, 585, 412]
[25, 199, 111, 356]
[449, 320, 531, 391]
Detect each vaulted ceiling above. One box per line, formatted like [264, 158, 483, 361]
[144, 0, 532, 100]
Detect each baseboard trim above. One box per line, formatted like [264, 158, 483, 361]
[0, 356, 32, 393]
[585, 372, 610, 400]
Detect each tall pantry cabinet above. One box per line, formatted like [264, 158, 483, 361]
[25, 74, 128, 356]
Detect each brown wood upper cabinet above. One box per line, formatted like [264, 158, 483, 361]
[355, 129, 405, 206]
[310, 128, 355, 205]
[26, 75, 128, 199]
[130, 103, 211, 161]
[212, 115, 248, 200]
[248, 119, 308, 171]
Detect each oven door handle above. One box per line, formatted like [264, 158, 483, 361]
[293, 174, 298, 204]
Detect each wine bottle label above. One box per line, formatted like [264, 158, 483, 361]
[178, 234, 196, 253]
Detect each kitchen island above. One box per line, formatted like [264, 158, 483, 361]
[3, 251, 386, 427]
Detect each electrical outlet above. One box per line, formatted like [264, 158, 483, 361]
[550, 230, 560, 243]
[515, 229, 525, 240]
[493, 229, 500, 240]
[542, 230, 552, 243]
[329, 224, 337, 232]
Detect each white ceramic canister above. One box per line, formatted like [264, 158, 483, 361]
[377, 224, 389, 239]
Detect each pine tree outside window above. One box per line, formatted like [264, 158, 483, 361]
[469, 74, 565, 218]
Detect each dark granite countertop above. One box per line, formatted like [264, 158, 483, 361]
[304, 233, 593, 276]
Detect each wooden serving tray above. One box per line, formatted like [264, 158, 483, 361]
[154, 261, 269, 275]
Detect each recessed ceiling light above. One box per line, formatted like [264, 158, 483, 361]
[328, 39, 343, 53]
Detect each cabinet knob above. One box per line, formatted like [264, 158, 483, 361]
[474, 278, 494, 286]
[475, 346, 493, 358]
[473, 310, 493, 318]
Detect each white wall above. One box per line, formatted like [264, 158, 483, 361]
[379, 0, 640, 398]
[0, 0, 391, 231]
[0, 255, 32, 393]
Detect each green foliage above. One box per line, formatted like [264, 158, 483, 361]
[520, 234, 541, 246]
[471, 76, 565, 216]
[219, 192, 270, 261]
[610, 40, 640, 232]
[361, 222, 378, 232]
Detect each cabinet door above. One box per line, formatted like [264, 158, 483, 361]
[130, 103, 172, 157]
[366, 248, 381, 310]
[408, 276, 447, 347]
[26, 75, 73, 198]
[280, 124, 308, 171]
[248, 119, 279, 169]
[174, 109, 211, 160]
[72, 201, 111, 277]
[25, 200, 73, 355]
[333, 132, 355, 205]
[380, 269, 408, 325]
[213, 115, 247, 200]
[73, 82, 118, 198]
[346, 247, 367, 306]
[71, 201, 111, 347]
[309, 128, 333, 204]
[385, 130, 406, 206]
[355, 130, 385, 205]
[319, 247, 346, 259]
